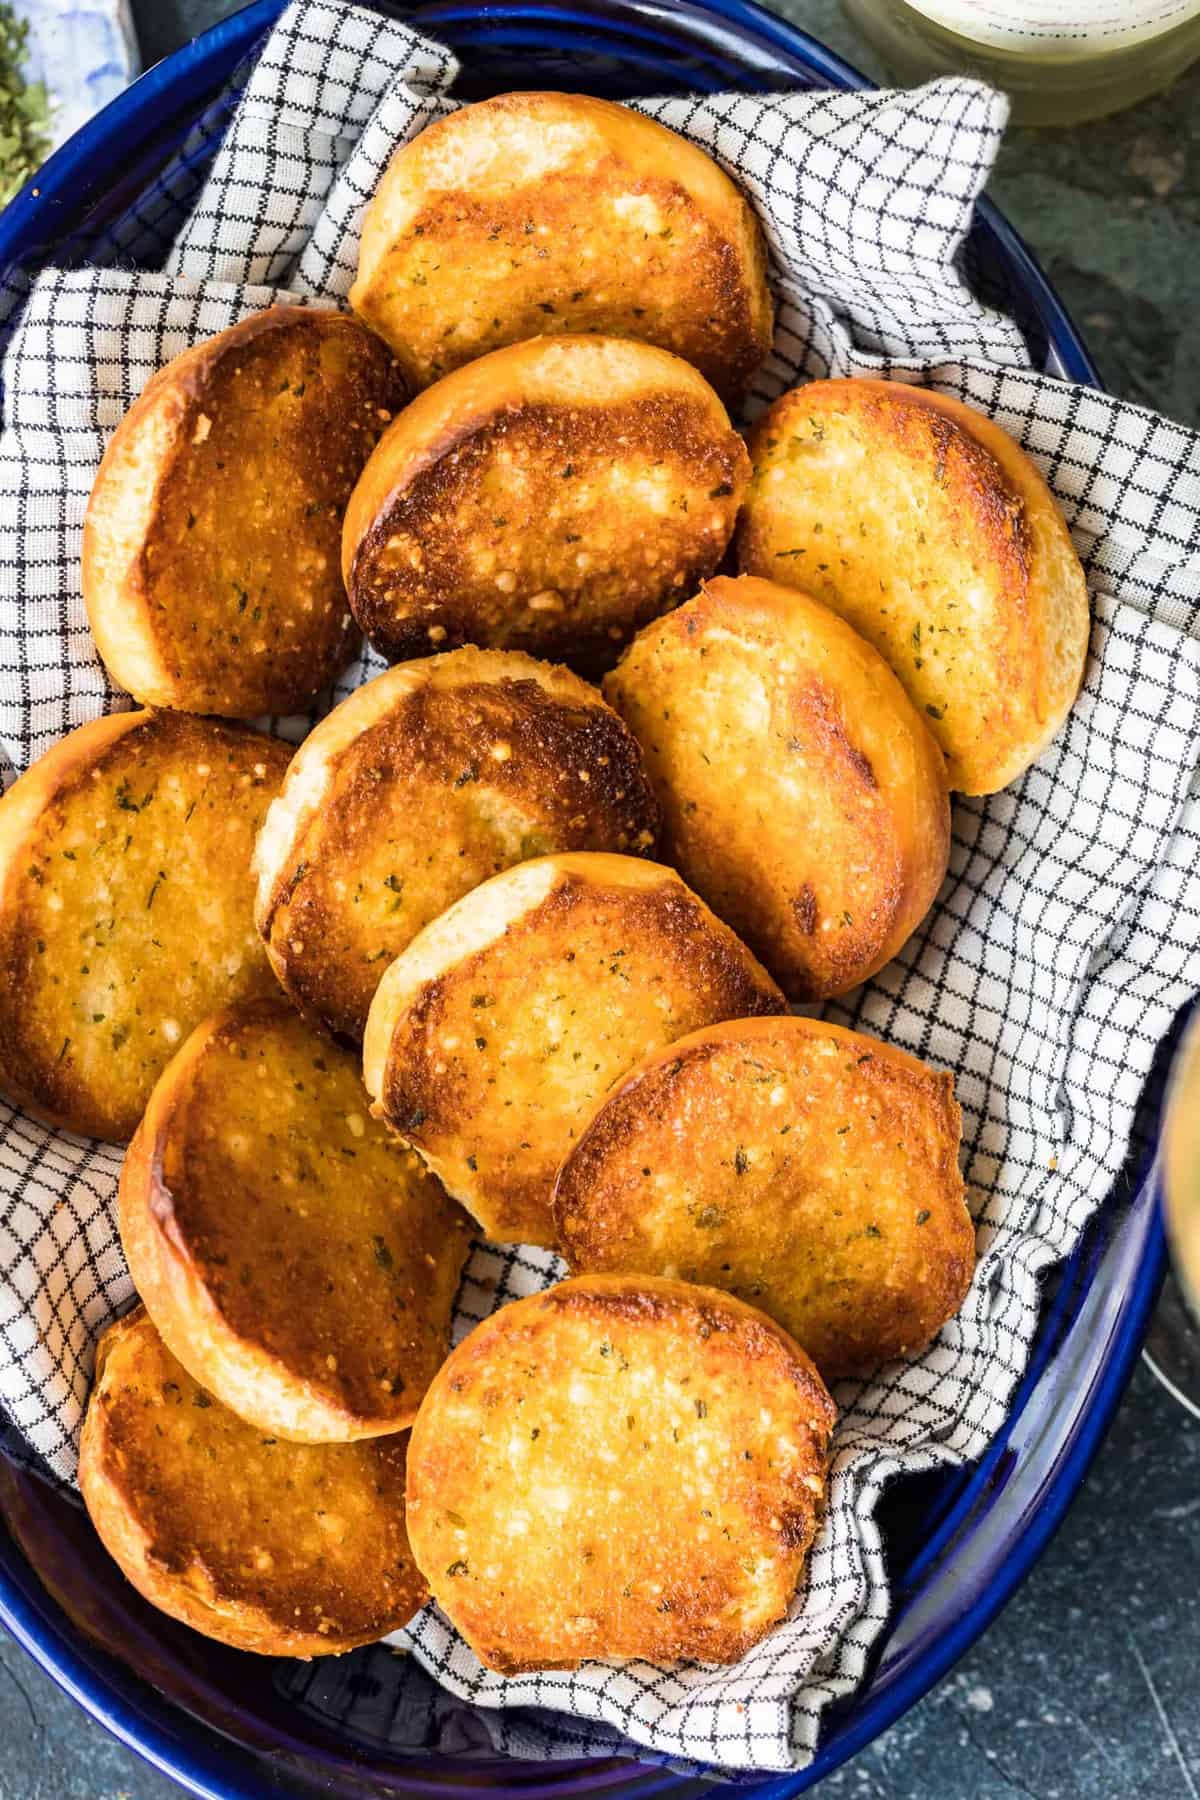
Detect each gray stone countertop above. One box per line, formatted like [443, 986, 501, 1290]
[1, 2, 1197, 1794]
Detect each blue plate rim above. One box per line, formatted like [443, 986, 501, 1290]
[0, 3, 1160, 1798]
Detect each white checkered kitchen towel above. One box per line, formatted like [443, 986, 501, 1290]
[2, 0, 1200, 1773]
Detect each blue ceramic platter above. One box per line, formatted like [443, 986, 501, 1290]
[0, 2, 1171, 1796]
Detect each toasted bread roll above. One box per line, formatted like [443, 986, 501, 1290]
[342, 335, 749, 671]
[363, 853, 785, 1247]
[83, 306, 407, 718]
[737, 379, 1090, 794]
[119, 998, 472, 1442]
[555, 1017, 974, 1380]
[253, 649, 660, 1040]
[350, 92, 772, 401]
[406, 1275, 834, 1672]
[0, 711, 289, 1142]
[80, 1309, 426, 1655]
[605, 576, 950, 1000]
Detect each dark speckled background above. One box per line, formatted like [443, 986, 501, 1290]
[1, 2, 1198, 1794]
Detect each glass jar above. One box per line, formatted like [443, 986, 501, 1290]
[1150, 1009, 1200, 1420]
[841, 0, 1200, 124]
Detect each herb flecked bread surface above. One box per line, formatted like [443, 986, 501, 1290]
[119, 996, 473, 1442]
[555, 1015, 975, 1380]
[0, 711, 289, 1141]
[253, 648, 660, 1041]
[83, 305, 407, 718]
[606, 575, 951, 1000]
[351, 91, 773, 401]
[737, 379, 1090, 794]
[342, 334, 750, 672]
[405, 1275, 835, 1672]
[363, 852, 787, 1247]
[80, 1308, 426, 1656]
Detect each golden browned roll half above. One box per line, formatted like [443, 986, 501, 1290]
[554, 1016, 975, 1380]
[119, 997, 473, 1442]
[253, 648, 660, 1041]
[363, 852, 786, 1248]
[737, 378, 1090, 794]
[341, 335, 750, 671]
[83, 306, 407, 718]
[80, 1308, 426, 1656]
[0, 711, 289, 1142]
[405, 1275, 835, 1672]
[350, 91, 772, 401]
[604, 575, 950, 1001]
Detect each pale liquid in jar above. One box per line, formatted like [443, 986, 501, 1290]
[842, 0, 1200, 123]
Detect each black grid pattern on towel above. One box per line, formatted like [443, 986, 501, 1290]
[1, 0, 1199, 1773]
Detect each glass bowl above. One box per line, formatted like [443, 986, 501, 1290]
[0, 2, 1168, 1796]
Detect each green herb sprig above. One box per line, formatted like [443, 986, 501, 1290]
[0, 8, 51, 209]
